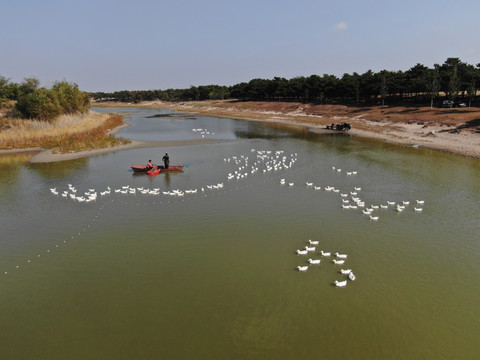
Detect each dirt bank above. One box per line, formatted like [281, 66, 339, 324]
[111, 100, 479, 159]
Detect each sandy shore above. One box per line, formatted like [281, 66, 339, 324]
[27, 139, 231, 163]
[3, 100, 479, 162]
[135, 100, 480, 159]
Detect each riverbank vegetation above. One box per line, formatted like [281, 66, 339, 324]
[0, 77, 128, 152]
[0, 111, 128, 152]
[90, 58, 479, 108]
[0, 78, 90, 121]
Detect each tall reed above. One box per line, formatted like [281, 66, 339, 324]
[0, 111, 129, 152]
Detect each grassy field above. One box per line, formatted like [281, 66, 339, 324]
[0, 111, 129, 153]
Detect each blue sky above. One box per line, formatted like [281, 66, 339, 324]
[1, 0, 479, 92]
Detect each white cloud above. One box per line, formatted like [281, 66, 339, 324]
[334, 22, 348, 31]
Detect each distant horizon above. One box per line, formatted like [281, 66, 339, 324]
[4, 56, 477, 95]
[2, 0, 479, 93]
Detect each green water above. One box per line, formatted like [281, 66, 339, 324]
[0, 108, 479, 359]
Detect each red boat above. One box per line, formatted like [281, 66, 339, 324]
[131, 164, 184, 173]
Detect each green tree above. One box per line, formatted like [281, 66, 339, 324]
[466, 80, 476, 107]
[19, 77, 40, 96]
[379, 72, 388, 106]
[51, 81, 90, 114]
[426, 66, 440, 108]
[448, 64, 460, 105]
[16, 88, 61, 121]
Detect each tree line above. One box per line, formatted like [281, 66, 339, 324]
[0, 77, 90, 121]
[90, 58, 479, 107]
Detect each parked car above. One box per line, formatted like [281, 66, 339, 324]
[442, 100, 454, 108]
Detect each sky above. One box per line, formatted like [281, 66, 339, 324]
[1, 0, 479, 92]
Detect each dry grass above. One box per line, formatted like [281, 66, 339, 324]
[0, 111, 130, 152]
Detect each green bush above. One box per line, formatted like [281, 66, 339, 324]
[16, 88, 61, 121]
[14, 81, 90, 121]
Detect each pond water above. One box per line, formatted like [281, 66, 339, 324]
[0, 107, 479, 359]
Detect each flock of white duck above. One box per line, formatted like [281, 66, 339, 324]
[192, 128, 214, 138]
[225, 149, 298, 180]
[43, 147, 427, 289]
[49, 149, 299, 204]
[280, 165, 425, 222]
[50, 183, 226, 202]
[296, 239, 356, 287]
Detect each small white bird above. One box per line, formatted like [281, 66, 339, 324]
[335, 253, 347, 259]
[308, 239, 319, 245]
[306, 182, 313, 186]
[334, 280, 347, 287]
[308, 258, 321, 265]
[370, 215, 379, 221]
[320, 250, 331, 257]
[348, 272, 356, 281]
[414, 207, 423, 212]
[333, 259, 345, 265]
[402, 201, 410, 205]
[354, 187, 361, 191]
[296, 249, 308, 255]
[304, 246, 316, 252]
[297, 266, 308, 272]
[387, 201, 396, 205]
[416, 200, 425, 204]
[340, 269, 352, 275]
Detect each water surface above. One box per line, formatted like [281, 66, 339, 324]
[0, 107, 479, 359]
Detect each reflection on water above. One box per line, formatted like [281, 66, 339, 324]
[0, 107, 479, 360]
[26, 158, 88, 179]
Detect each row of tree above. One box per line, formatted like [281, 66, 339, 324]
[0, 77, 90, 121]
[90, 58, 479, 107]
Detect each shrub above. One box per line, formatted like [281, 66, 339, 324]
[14, 81, 90, 121]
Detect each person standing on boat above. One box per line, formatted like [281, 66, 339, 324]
[162, 153, 170, 169]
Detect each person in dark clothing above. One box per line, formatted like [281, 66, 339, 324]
[162, 153, 170, 169]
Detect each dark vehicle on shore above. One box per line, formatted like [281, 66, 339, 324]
[326, 122, 352, 131]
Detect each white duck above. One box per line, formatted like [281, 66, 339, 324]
[348, 272, 356, 281]
[414, 207, 423, 212]
[416, 200, 425, 204]
[308, 259, 321, 265]
[335, 253, 347, 259]
[333, 259, 345, 265]
[334, 280, 347, 287]
[320, 250, 331, 257]
[297, 266, 308, 272]
[304, 246, 316, 252]
[340, 269, 352, 274]
[296, 249, 308, 255]
[308, 239, 319, 245]
[370, 215, 379, 221]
